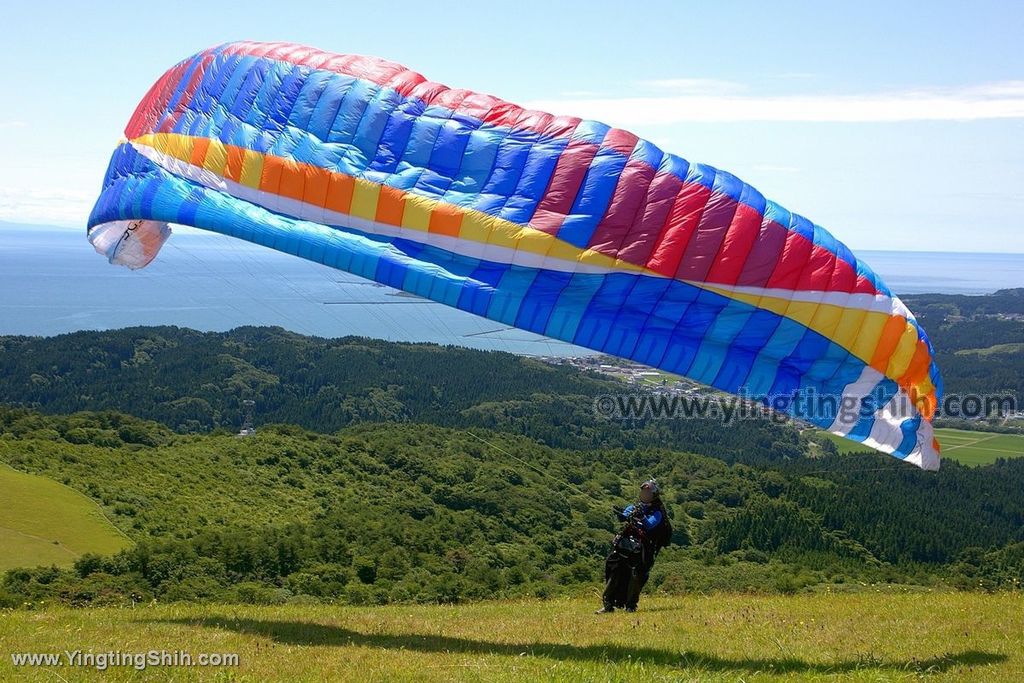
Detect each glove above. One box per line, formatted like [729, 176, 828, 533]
[613, 506, 626, 521]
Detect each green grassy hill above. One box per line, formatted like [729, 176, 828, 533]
[1, 594, 1020, 682]
[0, 464, 131, 571]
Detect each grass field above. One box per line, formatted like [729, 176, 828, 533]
[932, 428, 1024, 466]
[954, 343, 1024, 357]
[0, 464, 132, 571]
[817, 428, 1024, 466]
[0, 593, 1020, 681]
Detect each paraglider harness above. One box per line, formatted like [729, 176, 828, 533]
[613, 507, 647, 556]
[612, 501, 671, 562]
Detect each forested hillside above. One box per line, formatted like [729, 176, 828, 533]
[904, 289, 1024, 410]
[1, 408, 1021, 607]
[0, 326, 804, 466]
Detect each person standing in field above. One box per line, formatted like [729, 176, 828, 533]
[596, 479, 671, 613]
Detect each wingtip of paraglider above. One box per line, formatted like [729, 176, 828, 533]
[87, 219, 171, 270]
[916, 449, 942, 472]
[907, 431, 942, 471]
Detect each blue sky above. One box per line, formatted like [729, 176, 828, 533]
[1, 0, 1021, 252]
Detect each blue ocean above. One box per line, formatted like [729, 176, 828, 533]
[2, 224, 1021, 354]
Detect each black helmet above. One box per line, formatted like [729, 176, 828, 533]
[639, 479, 660, 504]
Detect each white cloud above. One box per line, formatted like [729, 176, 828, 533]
[524, 81, 1024, 124]
[557, 89, 605, 98]
[638, 78, 744, 95]
[0, 121, 27, 130]
[0, 187, 92, 227]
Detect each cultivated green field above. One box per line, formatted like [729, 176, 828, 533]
[817, 428, 1024, 466]
[1, 593, 1020, 682]
[933, 428, 1024, 466]
[0, 464, 132, 571]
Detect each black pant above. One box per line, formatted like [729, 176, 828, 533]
[602, 544, 654, 609]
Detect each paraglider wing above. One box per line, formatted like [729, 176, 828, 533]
[87, 42, 943, 469]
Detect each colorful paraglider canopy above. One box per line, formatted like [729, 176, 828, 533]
[87, 41, 943, 469]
